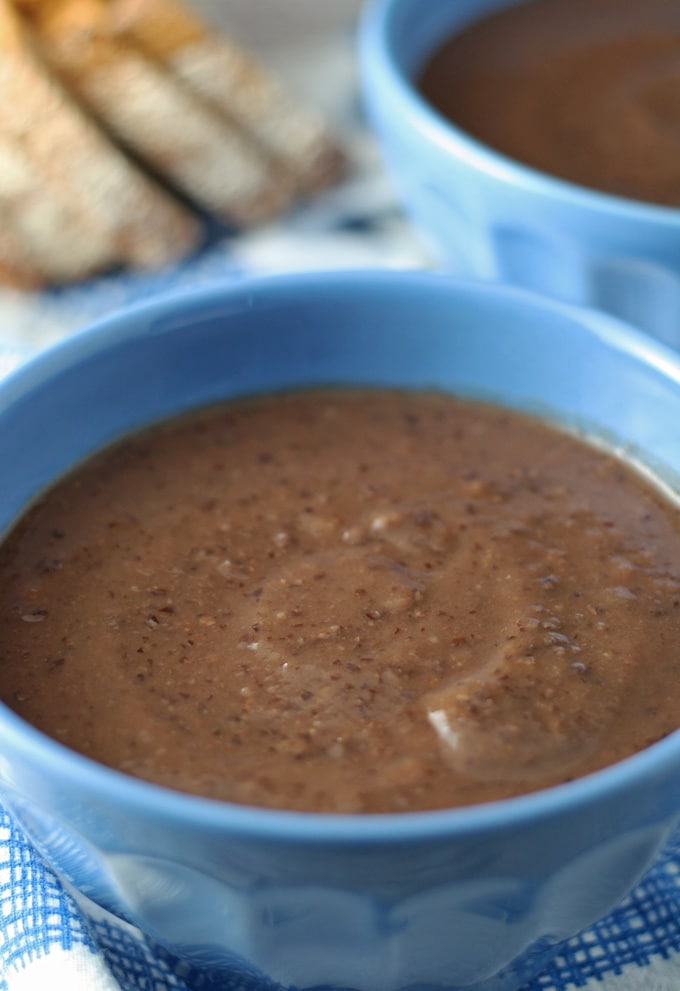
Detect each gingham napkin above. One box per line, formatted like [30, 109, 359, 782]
[1, 4, 680, 988]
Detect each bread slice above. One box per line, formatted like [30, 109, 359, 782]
[109, 0, 345, 194]
[0, 0, 117, 281]
[0, 127, 118, 284]
[21, 0, 296, 227]
[0, 204, 46, 290]
[0, 0, 200, 281]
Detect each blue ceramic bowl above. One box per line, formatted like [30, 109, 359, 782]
[0, 272, 680, 991]
[359, 0, 680, 350]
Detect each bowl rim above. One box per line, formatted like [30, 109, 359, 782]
[359, 0, 680, 227]
[2, 269, 680, 845]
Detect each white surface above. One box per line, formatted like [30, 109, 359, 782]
[4, 945, 119, 991]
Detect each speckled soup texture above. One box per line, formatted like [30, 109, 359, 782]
[0, 389, 679, 812]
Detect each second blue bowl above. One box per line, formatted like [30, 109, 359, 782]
[359, 0, 680, 349]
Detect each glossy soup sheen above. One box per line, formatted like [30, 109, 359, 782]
[0, 389, 679, 813]
[418, 0, 680, 207]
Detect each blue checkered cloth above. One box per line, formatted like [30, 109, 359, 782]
[1, 806, 680, 990]
[0, 162, 679, 991]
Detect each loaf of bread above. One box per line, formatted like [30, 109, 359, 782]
[1, 0, 345, 286]
[0, 0, 201, 284]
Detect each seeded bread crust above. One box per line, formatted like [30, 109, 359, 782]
[109, 0, 345, 194]
[3, 0, 345, 286]
[0, 0, 200, 284]
[23, 0, 296, 226]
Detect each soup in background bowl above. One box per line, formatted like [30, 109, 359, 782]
[359, 0, 680, 349]
[0, 271, 679, 991]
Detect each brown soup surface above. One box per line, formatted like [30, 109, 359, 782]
[418, 0, 680, 207]
[1, 389, 679, 813]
